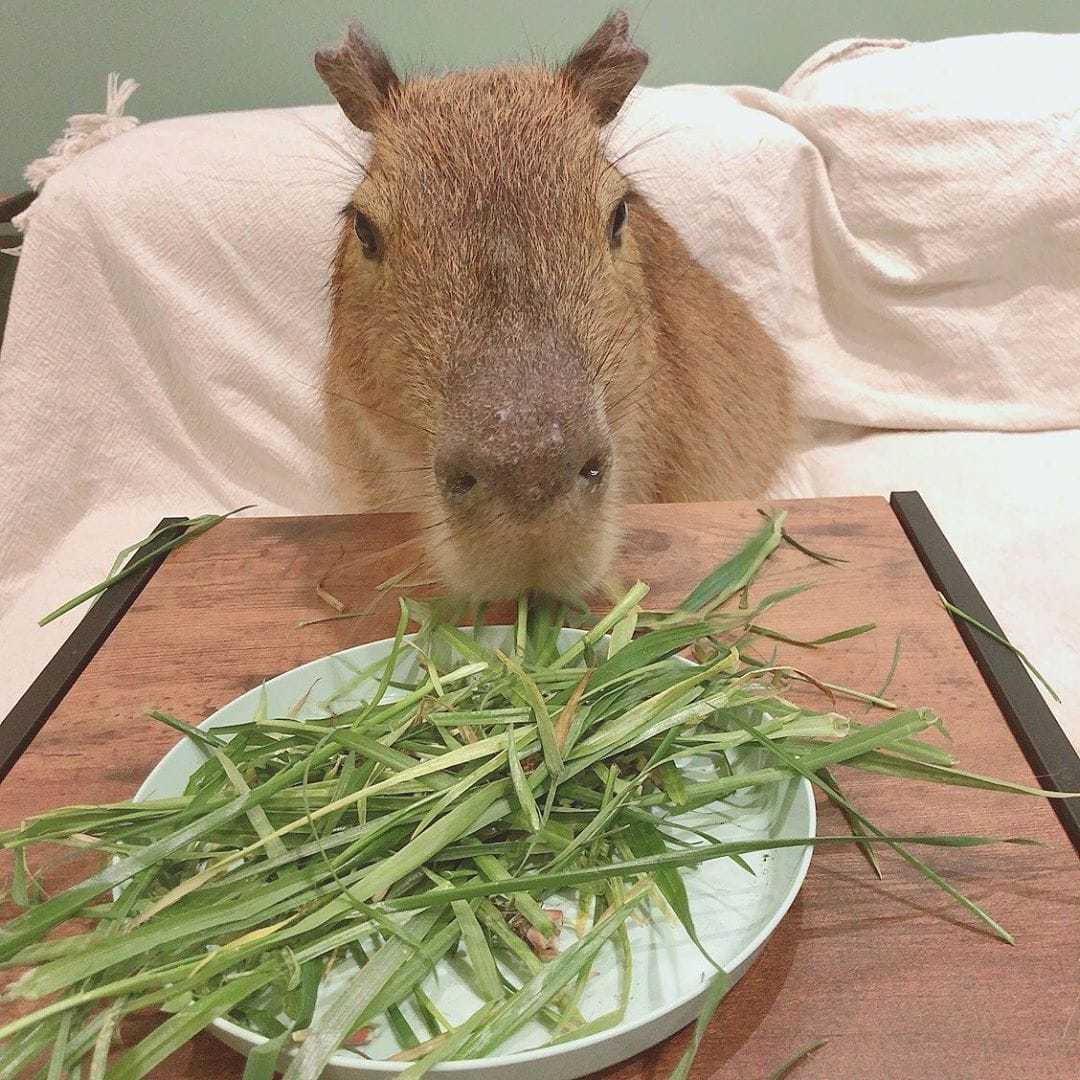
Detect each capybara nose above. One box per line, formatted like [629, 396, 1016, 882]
[435, 413, 611, 514]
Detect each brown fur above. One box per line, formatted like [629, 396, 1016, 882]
[317, 12, 793, 599]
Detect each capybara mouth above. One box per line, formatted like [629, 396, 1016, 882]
[423, 503, 622, 601]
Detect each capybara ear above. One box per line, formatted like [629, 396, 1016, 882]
[562, 10, 648, 125]
[314, 21, 400, 131]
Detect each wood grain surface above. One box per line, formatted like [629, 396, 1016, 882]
[1, 497, 1077, 1078]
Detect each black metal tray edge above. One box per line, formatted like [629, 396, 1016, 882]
[890, 490, 1080, 853]
[0, 517, 188, 783]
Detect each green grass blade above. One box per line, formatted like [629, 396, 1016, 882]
[282, 909, 441, 1080]
[242, 1028, 293, 1080]
[606, 604, 639, 658]
[764, 1039, 829, 1079]
[399, 1003, 499, 1078]
[0, 960, 197, 1039]
[286, 783, 511, 938]
[865, 636, 902, 713]
[749, 622, 876, 648]
[10, 847, 42, 909]
[354, 923, 461, 1028]
[105, 519, 190, 578]
[845, 752, 1080, 798]
[758, 508, 848, 566]
[44, 1007, 74, 1080]
[588, 623, 715, 692]
[474, 899, 543, 979]
[544, 778, 638, 874]
[844, 723, 952, 767]
[674, 710, 939, 810]
[549, 582, 650, 669]
[109, 965, 277, 1080]
[475, 854, 558, 938]
[817, 766, 882, 880]
[328, 729, 519, 801]
[216, 750, 287, 860]
[382, 833, 1029, 913]
[938, 594, 1061, 703]
[39, 507, 253, 626]
[547, 908, 633, 1045]
[147, 709, 226, 752]
[498, 651, 563, 778]
[346, 941, 419, 1050]
[743, 582, 817, 617]
[506, 726, 542, 832]
[516, 594, 528, 658]
[0, 1021, 57, 1079]
[669, 968, 730, 1080]
[354, 599, 412, 725]
[731, 717, 1019, 944]
[452, 900, 504, 1002]
[625, 818, 720, 968]
[0, 739, 346, 964]
[88, 996, 125, 1080]
[468, 883, 650, 1056]
[677, 513, 785, 614]
[572, 657, 735, 762]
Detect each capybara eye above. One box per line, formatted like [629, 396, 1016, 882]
[353, 212, 380, 259]
[608, 199, 628, 248]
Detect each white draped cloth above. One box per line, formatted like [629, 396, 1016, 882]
[3, 33, 1078, 742]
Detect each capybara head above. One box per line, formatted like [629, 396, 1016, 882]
[316, 12, 660, 599]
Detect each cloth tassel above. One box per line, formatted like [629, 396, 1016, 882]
[9, 73, 140, 252]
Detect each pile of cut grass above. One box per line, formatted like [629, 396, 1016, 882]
[2, 513, 1067, 1079]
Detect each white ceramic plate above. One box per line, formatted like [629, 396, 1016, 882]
[134, 627, 814, 1079]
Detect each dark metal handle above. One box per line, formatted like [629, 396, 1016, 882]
[0, 517, 189, 784]
[891, 490, 1080, 854]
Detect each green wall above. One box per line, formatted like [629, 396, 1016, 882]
[4, 1, 1079, 194]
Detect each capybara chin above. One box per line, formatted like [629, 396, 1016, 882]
[316, 11, 793, 600]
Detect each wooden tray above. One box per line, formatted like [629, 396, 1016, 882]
[2, 493, 1078, 1078]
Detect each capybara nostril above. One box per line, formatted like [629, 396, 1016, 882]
[433, 445, 479, 502]
[442, 472, 477, 502]
[579, 456, 607, 486]
[435, 416, 611, 513]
